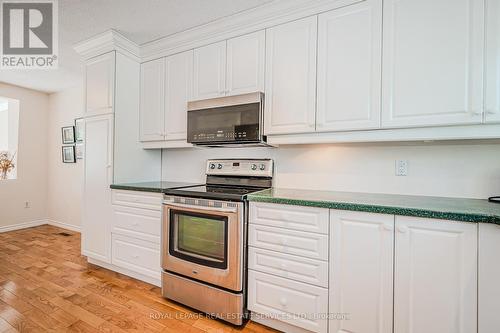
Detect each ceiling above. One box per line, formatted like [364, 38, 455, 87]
[0, 0, 273, 94]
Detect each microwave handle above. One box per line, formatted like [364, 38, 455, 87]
[163, 201, 238, 213]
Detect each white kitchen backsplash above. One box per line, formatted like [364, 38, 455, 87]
[162, 142, 500, 199]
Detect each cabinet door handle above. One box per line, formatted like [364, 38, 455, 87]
[381, 224, 393, 231]
[486, 109, 498, 115]
[397, 226, 408, 233]
[471, 109, 483, 116]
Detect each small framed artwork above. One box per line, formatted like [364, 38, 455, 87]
[62, 126, 75, 144]
[74, 118, 84, 142]
[75, 143, 84, 160]
[62, 146, 76, 163]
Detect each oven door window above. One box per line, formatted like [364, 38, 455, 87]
[169, 210, 228, 269]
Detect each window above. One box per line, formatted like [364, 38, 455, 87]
[0, 97, 19, 180]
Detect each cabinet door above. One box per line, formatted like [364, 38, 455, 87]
[479, 223, 500, 333]
[82, 115, 114, 263]
[193, 41, 226, 100]
[226, 30, 265, 96]
[382, 0, 484, 128]
[165, 50, 193, 141]
[140, 58, 165, 142]
[317, 0, 382, 132]
[265, 16, 317, 135]
[85, 52, 115, 116]
[329, 210, 393, 333]
[485, 0, 500, 123]
[394, 216, 477, 333]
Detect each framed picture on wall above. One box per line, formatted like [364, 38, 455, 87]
[62, 126, 75, 144]
[74, 118, 84, 142]
[62, 146, 76, 163]
[75, 143, 84, 160]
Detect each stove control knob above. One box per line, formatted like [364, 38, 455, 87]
[209, 163, 216, 170]
[251, 164, 257, 171]
[260, 164, 266, 171]
[217, 164, 223, 170]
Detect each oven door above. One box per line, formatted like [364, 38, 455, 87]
[162, 198, 244, 292]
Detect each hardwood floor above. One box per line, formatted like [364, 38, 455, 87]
[0, 225, 278, 333]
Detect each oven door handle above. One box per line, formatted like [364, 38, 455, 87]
[163, 201, 238, 213]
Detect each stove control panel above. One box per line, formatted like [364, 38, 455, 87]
[206, 159, 273, 178]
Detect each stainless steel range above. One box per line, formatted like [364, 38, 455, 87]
[161, 159, 273, 325]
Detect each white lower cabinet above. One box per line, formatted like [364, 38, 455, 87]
[250, 203, 481, 333]
[249, 271, 328, 333]
[111, 234, 160, 280]
[329, 210, 394, 333]
[248, 203, 329, 333]
[108, 190, 162, 285]
[394, 216, 477, 333]
[249, 247, 328, 288]
[479, 223, 500, 333]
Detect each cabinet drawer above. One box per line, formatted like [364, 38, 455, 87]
[111, 190, 162, 211]
[249, 224, 328, 261]
[250, 202, 329, 234]
[249, 247, 328, 288]
[248, 270, 328, 333]
[111, 234, 160, 279]
[112, 205, 161, 243]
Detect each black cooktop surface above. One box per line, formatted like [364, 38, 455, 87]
[164, 185, 268, 201]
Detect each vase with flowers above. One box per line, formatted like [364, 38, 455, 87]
[0, 151, 16, 180]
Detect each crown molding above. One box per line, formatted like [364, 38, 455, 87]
[140, 0, 362, 61]
[74, 29, 140, 61]
[73, 0, 361, 63]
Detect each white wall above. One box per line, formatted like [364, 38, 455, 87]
[162, 142, 500, 199]
[47, 84, 84, 230]
[0, 83, 49, 229]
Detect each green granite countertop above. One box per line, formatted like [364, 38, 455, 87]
[110, 181, 200, 193]
[247, 188, 500, 224]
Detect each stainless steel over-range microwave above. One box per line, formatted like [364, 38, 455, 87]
[187, 92, 269, 147]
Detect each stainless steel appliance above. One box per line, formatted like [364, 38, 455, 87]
[187, 92, 270, 147]
[161, 159, 273, 325]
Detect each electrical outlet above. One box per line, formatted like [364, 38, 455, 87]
[395, 160, 408, 176]
[24, 201, 30, 208]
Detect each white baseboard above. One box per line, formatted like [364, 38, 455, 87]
[0, 219, 47, 233]
[47, 219, 81, 233]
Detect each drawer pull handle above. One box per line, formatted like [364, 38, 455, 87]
[132, 223, 139, 227]
[133, 255, 139, 259]
[280, 297, 287, 307]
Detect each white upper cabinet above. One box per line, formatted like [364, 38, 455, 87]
[85, 52, 115, 116]
[164, 50, 193, 141]
[382, 0, 484, 128]
[317, 0, 382, 132]
[485, 0, 500, 123]
[394, 216, 477, 333]
[265, 16, 318, 135]
[329, 210, 394, 333]
[226, 30, 265, 95]
[140, 58, 165, 142]
[193, 41, 227, 100]
[82, 115, 114, 263]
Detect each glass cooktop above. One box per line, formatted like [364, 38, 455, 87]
[163, 185, 268, 201]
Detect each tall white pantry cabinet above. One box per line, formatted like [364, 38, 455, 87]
[78, 41, 161, 267]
